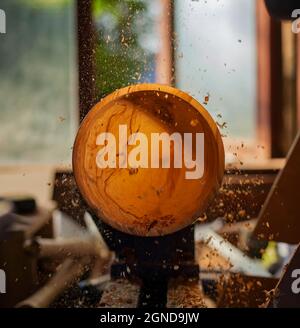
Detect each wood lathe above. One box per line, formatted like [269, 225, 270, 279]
[72, 83, 225, 307]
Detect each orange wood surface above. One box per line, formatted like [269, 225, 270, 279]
[73, 84, 224, 236]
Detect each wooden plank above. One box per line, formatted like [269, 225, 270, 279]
[256, 0, 284, 157]
[297, 33, 300, 129]
[77, 0, 97, 121]
[256, 0, 272, 157]
[253, 131, 300, 244]
[281, 22, 298, 153]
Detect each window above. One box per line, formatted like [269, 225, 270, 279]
[174, 0, 258, 164]
[0, 0, 77, 164]
[92, 0, 161, 99]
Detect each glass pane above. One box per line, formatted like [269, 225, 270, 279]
[175, 0, 257, 162]
[0, 0, 77, 164]
[92, 0, 160, 98]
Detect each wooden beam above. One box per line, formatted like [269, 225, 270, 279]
[155, 0, 174, 86]
[257, 0, 272, 157]
[297, 33, 300, 128]
[77, 0, 97, 121]
[256, 0, 284, 157]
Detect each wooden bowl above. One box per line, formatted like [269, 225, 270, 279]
[73, 84, 224, 236]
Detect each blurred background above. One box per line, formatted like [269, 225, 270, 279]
[0, 0, 298, 227]
[0, 0, 300, 308]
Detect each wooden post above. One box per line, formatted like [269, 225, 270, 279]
[155, 0, 174, 86]
[77, 0, 97, 121]
[297, 33, 300, 129]
[256, 0, 283, 157]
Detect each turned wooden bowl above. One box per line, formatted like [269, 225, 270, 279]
[73, 84, 224, 236]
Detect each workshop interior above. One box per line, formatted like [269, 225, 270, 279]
[1, 0, 300, 309]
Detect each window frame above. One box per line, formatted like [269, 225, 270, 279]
[77, 0, 294, 162]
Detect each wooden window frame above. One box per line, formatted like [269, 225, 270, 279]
[257, 0, 300, 158]
[77, 0, 97, 122]
[77, 0, 296, 161]
[76, 0, 174, 121]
